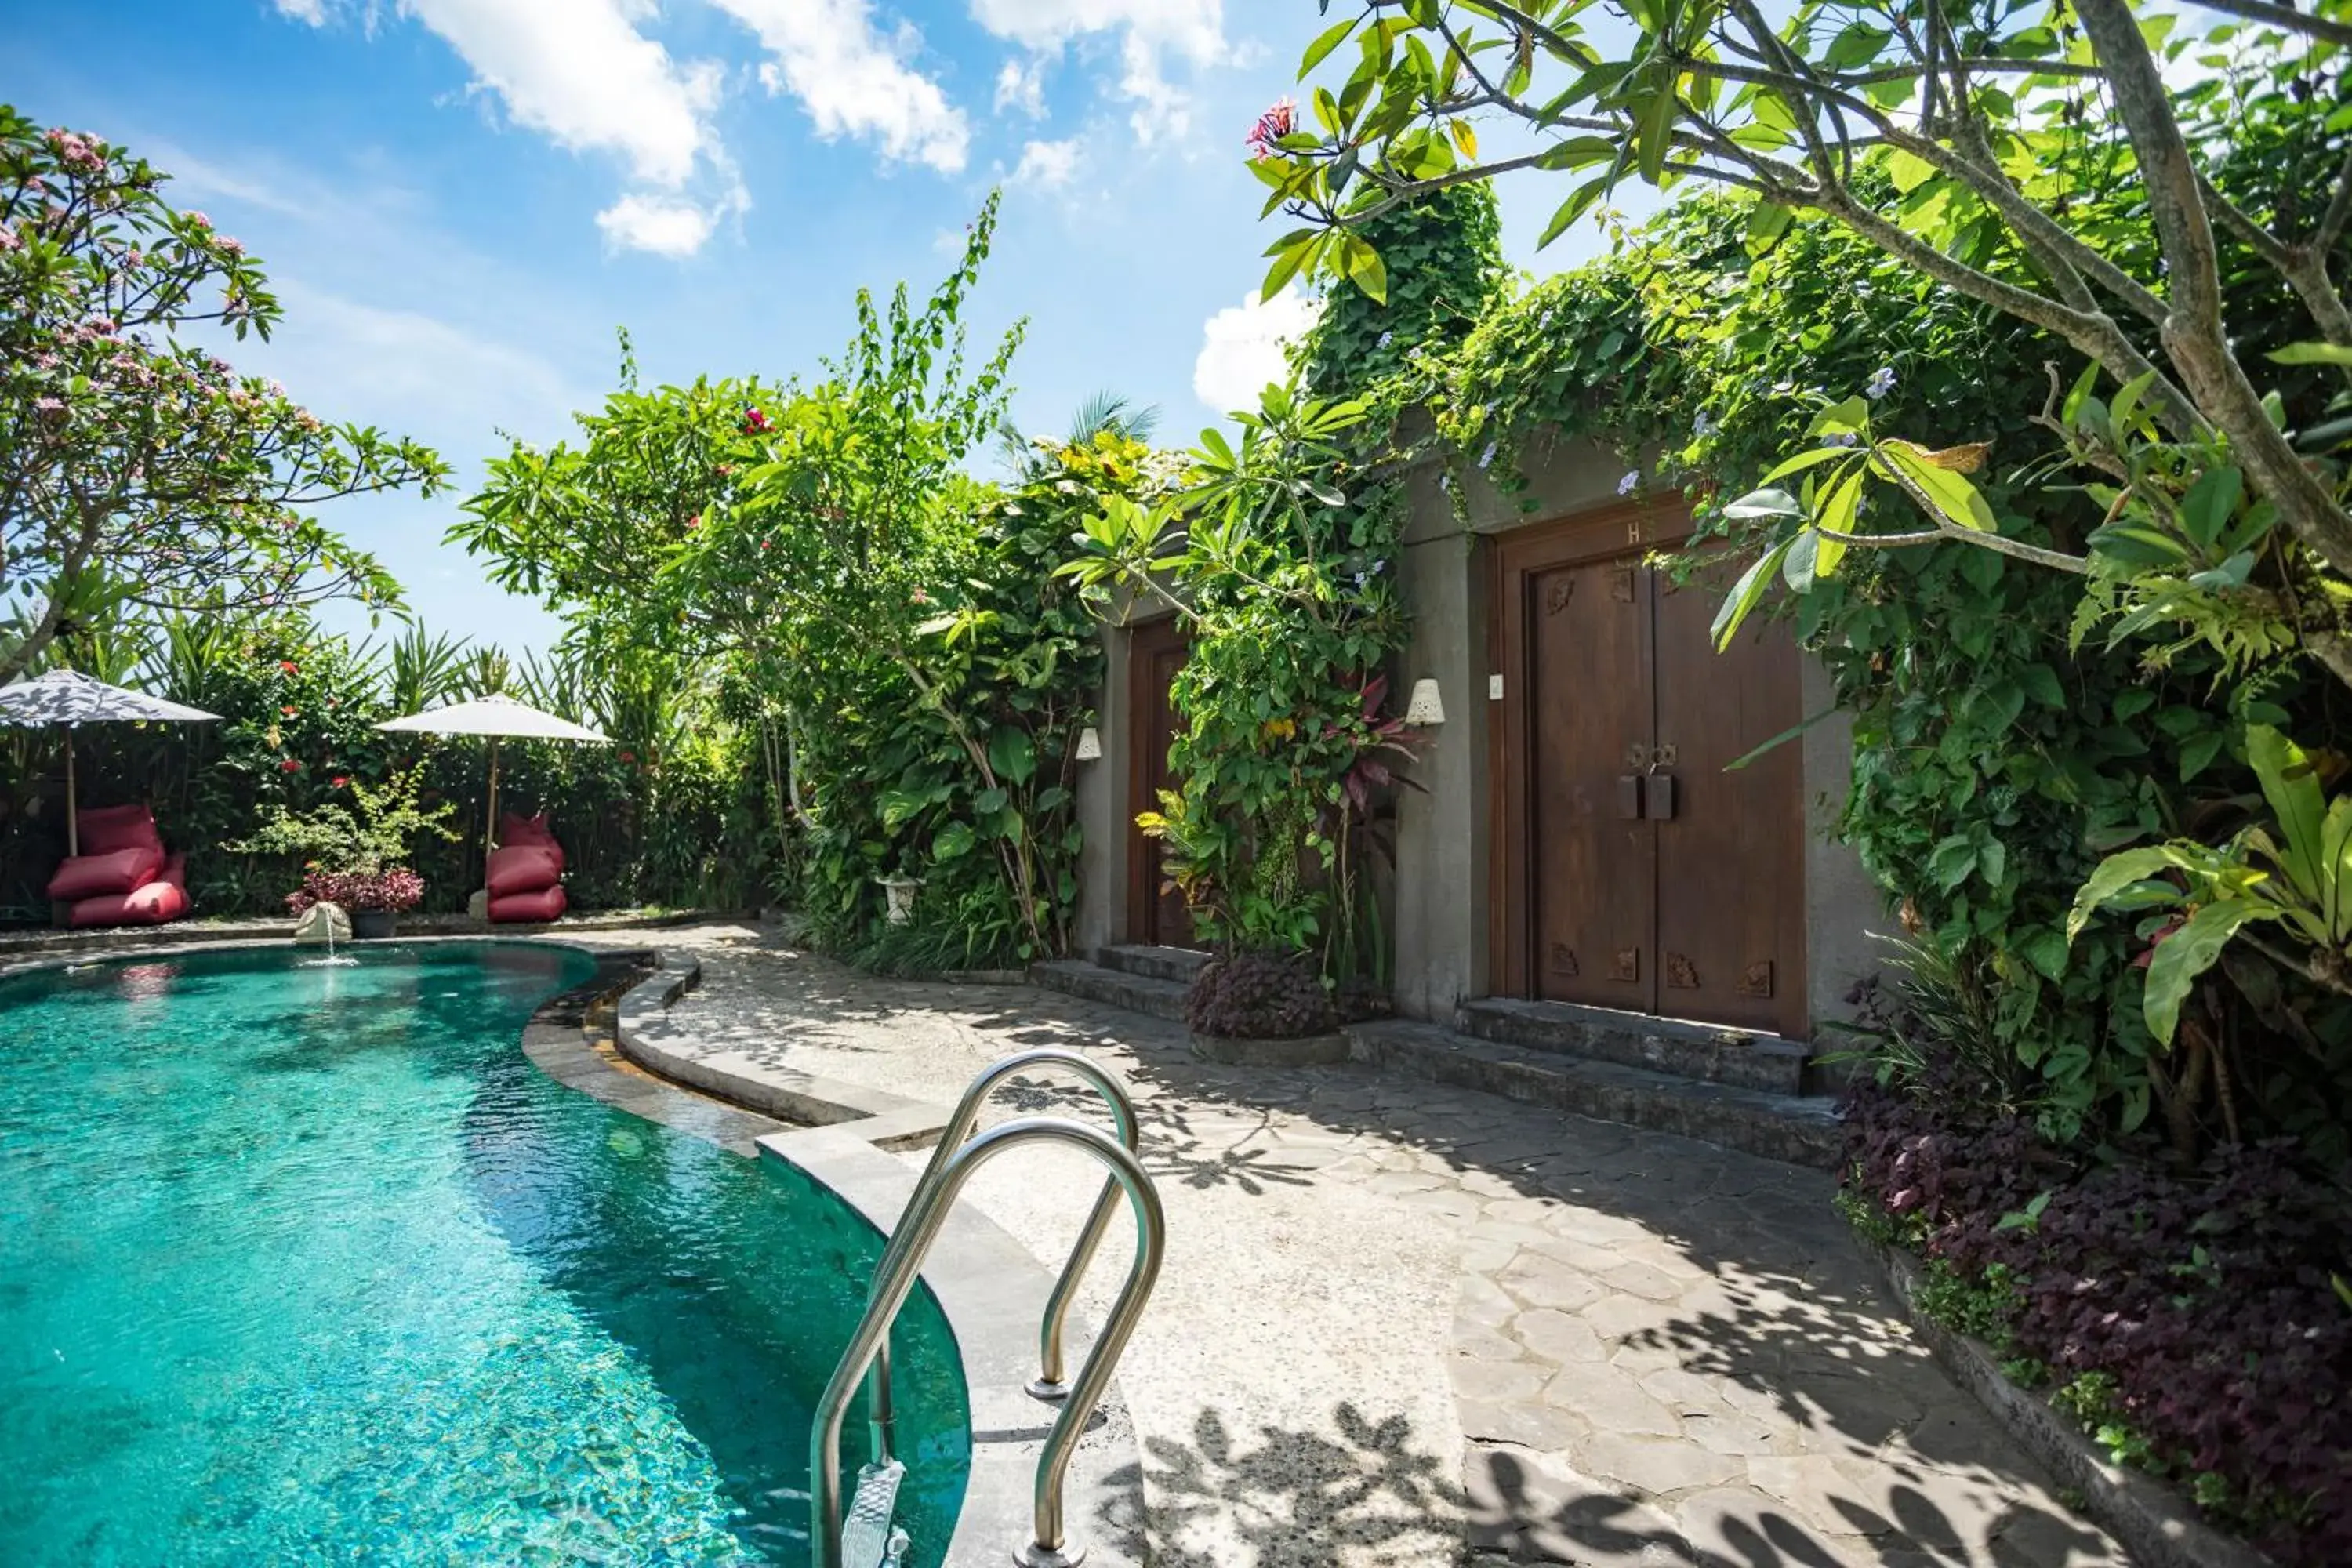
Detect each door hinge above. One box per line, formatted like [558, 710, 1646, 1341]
[1487, 673, 1504, 700]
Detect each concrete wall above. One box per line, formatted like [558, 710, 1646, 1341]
[1073, 426, 1889, 1041]
[1075, 611, 1136, 958]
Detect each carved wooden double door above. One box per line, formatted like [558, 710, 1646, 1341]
[1496, 507, 1808, 1036]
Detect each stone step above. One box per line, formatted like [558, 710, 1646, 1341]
[1460, 996, 1816, 1097]
[1029, 958, 1189, 1024]
[1347, 1018, 1843, 1170]
[1097, 944, 1210, 985]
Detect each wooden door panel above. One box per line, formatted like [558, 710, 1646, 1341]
[1126, 618, 1195, 949]
[1529, 559, 1656, 1011]
[1650, 566, 1807, 1035]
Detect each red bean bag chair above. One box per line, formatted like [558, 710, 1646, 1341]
[49, 843, 165, 902]
[487, 844, 563, 898]
[488, 884, 566, 924]
[499, 813, 564, 870]
[79, 804, 165, 856]
[68, 854, 190, 928]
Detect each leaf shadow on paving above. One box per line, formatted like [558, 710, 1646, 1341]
[965, 993, 2125, 1567]
[1090, 1403, 1468, 1568]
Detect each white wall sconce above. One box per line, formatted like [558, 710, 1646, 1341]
[1403, 678, 1446, 726]
[1075, 726, 1103, 760]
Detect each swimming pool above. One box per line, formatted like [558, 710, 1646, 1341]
[0, 941, 970, 1566]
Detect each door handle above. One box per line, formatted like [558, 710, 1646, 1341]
[1644, 772, 1676, 820]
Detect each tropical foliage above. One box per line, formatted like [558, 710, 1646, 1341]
[0, 613, 768, 924]
[453, 204, 1127, 967]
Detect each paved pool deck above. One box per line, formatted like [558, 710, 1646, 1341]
[570, 922, 2125, 1568]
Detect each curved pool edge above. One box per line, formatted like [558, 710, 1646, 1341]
[606, 953, 1149, 1568]
[0, 933, 1149, 1568]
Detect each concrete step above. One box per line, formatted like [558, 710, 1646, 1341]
[1097, 944, 1210, 985]
[1348, 1018, 1843, 1170]
[1029, 958, 1189, 1024]
[1460, 996, 1816, 1097]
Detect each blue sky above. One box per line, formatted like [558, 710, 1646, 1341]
[9, 1, 1638, 653]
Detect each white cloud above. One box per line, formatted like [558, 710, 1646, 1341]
[595, 193, 719, 257]
[968, 0, 1227, 144]
[995, 56, 1047, 118]
[1011, 138, 1081, 188]
[711, 0, 970, 172]
[259, 281, 580, 437]
[401, 0, 720, 187]
[272, 0, 735, 256]
[1193, 286, 1321, 415]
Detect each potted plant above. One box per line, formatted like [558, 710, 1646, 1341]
[227, 765, 459, 940]
[288, 867, 426, 940]
[1182, 949, 1349, 1068]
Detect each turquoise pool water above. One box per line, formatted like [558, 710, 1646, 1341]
[0, 942, 969, 1566]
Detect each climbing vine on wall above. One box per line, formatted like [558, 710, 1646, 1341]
[1414, 190, 2351, 1152]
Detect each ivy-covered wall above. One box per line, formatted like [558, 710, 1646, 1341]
[1392, 193, 2349, 1152]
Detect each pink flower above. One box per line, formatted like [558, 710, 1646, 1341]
[0, 227, 19, 253]
[330, 775, 350, 789]
[217, 237, 244, 257]
[686, 514, 702, 530]
[1245, 98, 1297, 159]
[280, 757, 301, 773]
[186, 211, 211, 230]
[910, 587, 931, 605]
[742, 405, 771, 434]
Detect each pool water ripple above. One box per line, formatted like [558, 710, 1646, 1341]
[0, 942, 969, 1566]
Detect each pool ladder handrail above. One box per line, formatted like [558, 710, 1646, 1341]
[811, 1049, 1163, 1568]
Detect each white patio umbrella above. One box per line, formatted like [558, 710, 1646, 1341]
[0, 670, 220, 856]
[375, 693, 610, 891]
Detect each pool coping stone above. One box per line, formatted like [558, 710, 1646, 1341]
[607, 949, 1147, 1568]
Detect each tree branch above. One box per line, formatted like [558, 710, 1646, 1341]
[2185, 0, 2352, 46]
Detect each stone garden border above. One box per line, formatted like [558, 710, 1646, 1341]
[1863, 1236, 2278, 1568]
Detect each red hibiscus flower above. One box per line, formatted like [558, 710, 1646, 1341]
[278, 660, 299, 674]
[280, 757, 301, 773]
[330, 775, 350, 789]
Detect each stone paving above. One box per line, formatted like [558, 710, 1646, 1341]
[571, 924, 2125, 1567]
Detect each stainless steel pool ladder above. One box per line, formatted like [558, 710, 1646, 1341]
[811, 1048, 1166, 1568]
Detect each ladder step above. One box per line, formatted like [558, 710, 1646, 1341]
[840, 1460, 907, 1568]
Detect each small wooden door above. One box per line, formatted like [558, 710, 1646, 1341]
[1126, 616, 1194, 948]
[1495, 503, 1808, 1036]
[1528, 557, 1656, 1011]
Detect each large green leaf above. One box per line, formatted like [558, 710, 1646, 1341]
[1879, 441, 1996, 531]
[2066, 845, 2185, 941]
[1711, 536, 1793, 651]
[2142, 901, 2264, 1044]
[2247, 724, 2325, 900]
[987, 726, 1038, 787]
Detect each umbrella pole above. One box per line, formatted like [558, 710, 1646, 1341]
[65, 731, 78, 859]
[484, 739, 501, 899]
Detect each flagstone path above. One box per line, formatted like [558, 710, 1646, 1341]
[573, 924, 2125, 1567]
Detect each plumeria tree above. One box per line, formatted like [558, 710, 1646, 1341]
[1250, 2, 2352, 679]
[0, 106, 444, 684]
